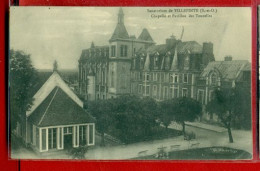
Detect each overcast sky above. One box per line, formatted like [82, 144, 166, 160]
[10, 7, 251, 70]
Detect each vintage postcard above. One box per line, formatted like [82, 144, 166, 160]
[9, 7, 252, 160]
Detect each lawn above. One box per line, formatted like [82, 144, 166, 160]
[108, 126, 182, 144]
[132, 146, 252, 160]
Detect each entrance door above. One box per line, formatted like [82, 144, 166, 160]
[64, 134, 73, 149]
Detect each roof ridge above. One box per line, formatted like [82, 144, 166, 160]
[38, 87, 59, 126]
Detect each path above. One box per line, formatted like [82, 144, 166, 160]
[11, 122, 252, 160]
[85, 127, 252, 159]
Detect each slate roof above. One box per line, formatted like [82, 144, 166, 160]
[110, 22, 129, 41]
[146, 41, 202, 55]
[79, 46, 109, 63]
[28, 86, 95, 127]
[132, 40, 206, 71]
[28, 71, 52, 98]
[200, 60, 250, 81]
[178, 41, 202, 54]
[27, 71, 84, 116]
[138, 28, 154, 42]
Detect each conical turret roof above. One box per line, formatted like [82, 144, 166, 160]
[110, 8, 129, 41]
[138, 28, 153, 42]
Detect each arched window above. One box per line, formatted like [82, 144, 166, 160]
[210, 72, 218, 85]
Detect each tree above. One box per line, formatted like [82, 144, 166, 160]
[206, 88, 250, 143]
[158, 99, 178, 130]
[86, 99, 114, 146]
[9, 50, 37, 132]
[175, 97, 202, 139]
[231, 87, 251, 130]
[113, 95, 159, 143]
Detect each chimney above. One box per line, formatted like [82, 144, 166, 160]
[202, 42, 213, 54]
[166, 35, 177, 49]
[224, 56, 232, 61]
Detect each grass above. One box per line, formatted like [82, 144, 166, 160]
[132, 147, 252, 160]
[109, 126, 182, 144]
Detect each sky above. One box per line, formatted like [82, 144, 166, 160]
[10, 7, 251, 70]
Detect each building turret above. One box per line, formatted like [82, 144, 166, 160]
[110, 7, 129, 42]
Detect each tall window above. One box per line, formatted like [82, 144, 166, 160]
[165, 73, 169, 82]
[170, 74, 174, 83]
[174, 74, 178, 83]
[121, 66, 127, 88]
[120, 45, 128, 57]
[183, 74, 188, 83]
[197, 90, 204, 104]
[139, 72, 142, 80]
[174, 87, 178, 98]
[79, 126, 87, 146]
[153, 85, 157, 98]
[163, 86, 168, 99]
[48, 128, 57, 149]
[153, 73, 158, 81]
[146, 85, 150, 96]
[111, 71, 115, 88]
[161, 73, 165, 82]
[111, 45, 116, 57]
[210, 73, 217, 85]
[102, 70, 105, 85]
[182, 88, 188, 97]
[146, 73, 150, 81]
[209, 90, 214, 102]
[138, 84, 142, 94]
[88, 125, 94, 145]
[41, 129, 47, 151]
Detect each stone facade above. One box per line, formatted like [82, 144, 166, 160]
[78, 8, 251, 116]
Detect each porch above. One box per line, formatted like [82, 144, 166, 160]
[29, 123, 95, 152]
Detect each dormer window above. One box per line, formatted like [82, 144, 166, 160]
[140, 56, 144, 69]
[154, 54, 159, 69]
[164, 52, 171, 70]
[184, 55, 190, 70]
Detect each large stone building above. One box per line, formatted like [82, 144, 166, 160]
[78, 8, 251, 114]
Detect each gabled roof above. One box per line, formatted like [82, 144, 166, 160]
[28, 71, 53, 99]
[138, 28, 154, 42]
[110, 23, 129, 41]
[28, 87, 95, 127]
[26, 71, 83, 117]
[200, 60, 250, 81]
